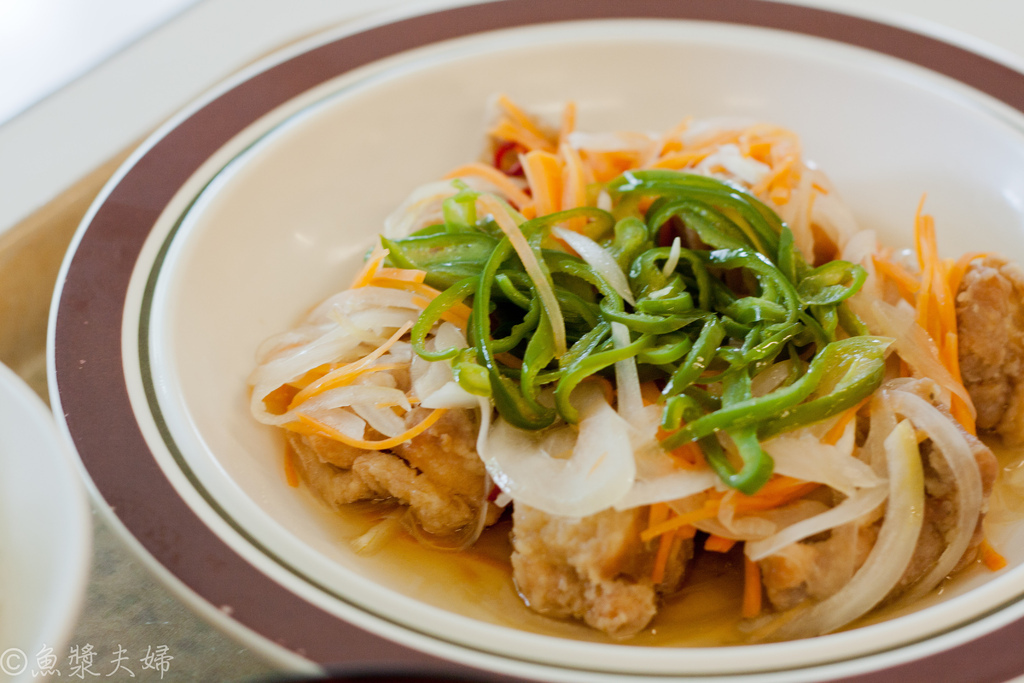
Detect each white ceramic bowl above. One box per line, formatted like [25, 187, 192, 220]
[48, 2, 1024, 681]
[0, 362, 90, 683]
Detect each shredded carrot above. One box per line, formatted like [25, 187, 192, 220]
[947, 251, 989, 299]
[350, 245, 389, 288]
[704, 535, 737, 553]
[263, 383, 299, 414]
[871, 254, 920, 303]
[907, 200, 979, 434]
[371, 267, 426, 284]
[742, 556, 763, 619]
[559, 141, 589, 229]
[289, 322, 412, 408]
[641, 499, 720, 542]
[293, 408, 446, 451]
[283, 446, 300, 488]
[729, 476, 819, 514]
[496, 94, 557, 153]
[980, 539, 1008, 571]
[639, 381, 661, 407]
[489, 119, 554, 155]
[444, 162, 532, 208]
[823, 396, 870, 445]
[651, 528, 677, 584]
[521, 150, 564, 217]
[558, 100, 576, 147]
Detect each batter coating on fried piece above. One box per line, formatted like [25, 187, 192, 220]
[956, 255, 1024, 444]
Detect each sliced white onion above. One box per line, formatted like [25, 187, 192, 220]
[814, 190, 863, 254]
[750, 360, 793, 397]
[611, 322, 644, 421]
[420, 382, 479, 409]
[351, 403, 406, 438]
[481, 387, 635, 517]
[716, 499, 828, 542]
[307, 286, 425, 321]
[886, 389, 984, 601]
[479, 194, 567, 356]
[862, 300, 975, 417]
[694, 143, 771, 187]
[255, 384, 410, 427]
[746, 485, 888, 561]
[768, 419, 924, 640]
[614, 468, 719, 510]
[763, 432, 883, 496]
[662, 236, 682, 277]
[554, 227, 635, 305]
[301, 407, 366, 440]
[382, 177, 511, 239]
[411, 322, 466, 403]
[347, 308, 420, 335]
[383, 180, 459, 238]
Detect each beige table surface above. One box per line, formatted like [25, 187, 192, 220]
[2, 1, 1023, 681]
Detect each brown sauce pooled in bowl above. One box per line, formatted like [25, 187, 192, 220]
[326, 499, 750, 647]
[313, 436, 1023, 650]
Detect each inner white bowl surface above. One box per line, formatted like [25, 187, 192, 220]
[136, 19, 1024, 680]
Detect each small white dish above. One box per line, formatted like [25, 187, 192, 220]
[48, 1, 1024, 680]
[0, 362, 90, 683]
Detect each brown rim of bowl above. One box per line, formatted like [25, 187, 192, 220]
[51, 1, 1024, 681]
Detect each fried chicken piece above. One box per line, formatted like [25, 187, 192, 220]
[956, 255, 1024, 444]
[759, 522, 877, 611]
[510, 505, 692, 638]
[288, 408, 497, 537]
[758, 379, 998, 611]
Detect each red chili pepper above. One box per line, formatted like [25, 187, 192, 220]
[493, 140, 525, 177]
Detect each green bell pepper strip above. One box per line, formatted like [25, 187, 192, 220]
[837, 301, 870, 338]
[637, 333, 693, 365]
[441, 182, 478, 232]
[718, 322, 802, 369]
[797, 260, 868, 306]
[758, 336, 892, 439]
[661, 393, 704, 431]
[684, 386, 724, 413]
[811, 304, 839, 343]
[490, 298, 541, 354]
[382, 232, 499, 272]
[629, 246, 713, 310]
[775, 226, 807, 285]
[545, 250, 697, 335]
[520, 206, 616, 240]
[519, 310, 558, 413]
[452, 349, 491, 396]
[410, 276, 478, 361]
[721, 426, 776, 495]
[662, 317, 727, 397]
[473, 236, 556, 430]
[661, 336, 893, 448]
[723, 297, 790, 325]
[607, 216, 651, 273]
[495, 273, 532, 309]
[707, 370, 775, 494]
[554, 333, 655, 424]
[559, 321, 612, 371]
[645, 198, 753, 252]
[608, 171, 783, 260]
[704, 248, 801, 324]
[636, 290, 694, 315]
